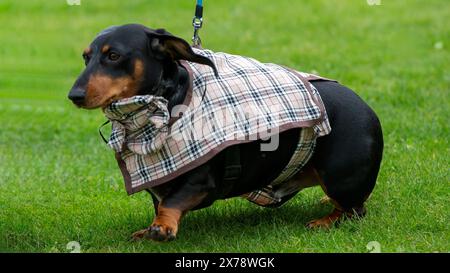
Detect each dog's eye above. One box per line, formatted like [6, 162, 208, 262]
[108, 52, 120, 61]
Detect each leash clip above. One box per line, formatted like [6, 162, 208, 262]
[192, 16, 203, 46]
[192, 0, 204, 47]
[192, 16, 203, 29]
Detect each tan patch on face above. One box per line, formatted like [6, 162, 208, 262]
[133, 59, 144, 78]
[83, 47, 92, 55]
[101, 45, 110, 53]
[83, 59, 144, 109]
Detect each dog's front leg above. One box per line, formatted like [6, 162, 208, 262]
[132, 165, 213, 242]
[132, 192, 208, 242]
[145, 189, 160, 216]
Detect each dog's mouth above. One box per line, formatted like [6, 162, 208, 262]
[101, 94, 123, 109]
[101, 98, 119, 110]
[71, 93, 120, 110]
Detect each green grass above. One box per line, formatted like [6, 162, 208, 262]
[0, 0, 449, 253]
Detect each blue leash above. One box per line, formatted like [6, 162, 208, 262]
[192, 0, 203, 47]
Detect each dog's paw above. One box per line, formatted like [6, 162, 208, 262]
[148, 224, 177, 242]
[306, 218, 334, 229]
[130, 228, 151, 241]
[306, 209, 343, 229]
[130, 225, 177, 242]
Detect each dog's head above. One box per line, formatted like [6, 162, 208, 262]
[68, 24, 216, 109]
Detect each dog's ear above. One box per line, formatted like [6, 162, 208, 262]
[145, 28, 218, 76]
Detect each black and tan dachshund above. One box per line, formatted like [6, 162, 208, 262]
[68, 24, 383, 242]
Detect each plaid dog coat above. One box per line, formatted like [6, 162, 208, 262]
[104, 48, 331, 199]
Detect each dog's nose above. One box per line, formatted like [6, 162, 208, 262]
[68, 88, 86, 105]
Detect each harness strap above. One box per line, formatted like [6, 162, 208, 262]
[222, 145, 242, 193]
[98, 120, 111, 144]
[243, 127, 318, 207]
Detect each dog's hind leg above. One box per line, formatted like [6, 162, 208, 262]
[303, 164, 370, 229]
[305, 80, 383, 229]
[306, 202, 367, 229]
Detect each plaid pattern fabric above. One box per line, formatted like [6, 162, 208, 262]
[105, 48, 331, 194]
[104, 96, 170, 155]
[242, 185, 281, 206]
[242, 127, 317, 206]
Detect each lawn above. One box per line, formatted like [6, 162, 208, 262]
[0, 0, 448, 253]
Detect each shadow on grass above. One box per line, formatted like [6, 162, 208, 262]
[140, 195, 335, 248]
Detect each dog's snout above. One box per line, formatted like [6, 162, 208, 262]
[68, 88, 86, 105]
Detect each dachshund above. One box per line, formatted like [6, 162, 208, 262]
[68, 24, 383, 242]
